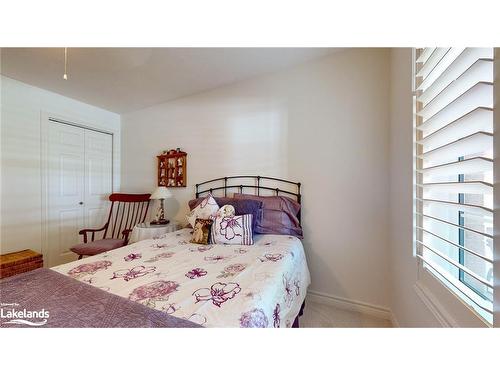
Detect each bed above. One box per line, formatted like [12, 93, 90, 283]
[2, 176, 310, 328]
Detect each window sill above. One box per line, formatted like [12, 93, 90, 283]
[415, 265, 491, 327]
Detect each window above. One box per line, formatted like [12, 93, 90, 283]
[414, 48, 494, 324]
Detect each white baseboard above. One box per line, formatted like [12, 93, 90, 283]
[390, 313, 400, 328]
[307, 290, 394, 322]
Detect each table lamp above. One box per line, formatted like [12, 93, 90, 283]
[150, 187, 172, 225]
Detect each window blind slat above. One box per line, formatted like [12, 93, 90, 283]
[418, 59, 493, 106]
[416, 47, 435, 64]
[417, 48, 493, 103]
[421, 181, 492, 195]
[417, 241, 493, 288]
[418, 83, 493, 134]
[418, 157, 493, 181]
[415, 48, 450, 80]
[418, 107, 493, 152]
[420, 197, 493, 215]
[416, 48, 464, 92]
[416, 255, 493, 314]
[417, 60, 493, 119]
[418, 227, 492, 262]
[420, 132, 492, 168]
[418, 212, 493, 239]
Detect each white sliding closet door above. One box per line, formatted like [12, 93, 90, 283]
[84, 130, 113, 231]
[46, 120, 113, 267]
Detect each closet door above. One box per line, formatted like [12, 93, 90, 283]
[46, 121, 113, 267]
[47, 122, 85, 267]
[84, 130, 113, 231]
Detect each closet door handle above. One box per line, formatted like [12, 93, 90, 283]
[79, 202, 84, 205]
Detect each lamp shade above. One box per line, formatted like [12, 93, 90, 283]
[150, 187, 172, 200]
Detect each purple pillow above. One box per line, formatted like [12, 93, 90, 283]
[188, 197, 263, 233]
[233, 193, 303, 238]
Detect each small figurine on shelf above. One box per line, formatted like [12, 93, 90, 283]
[156, 148, 187, 187]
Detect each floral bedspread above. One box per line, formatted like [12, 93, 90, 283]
[52, 229, 311, 328]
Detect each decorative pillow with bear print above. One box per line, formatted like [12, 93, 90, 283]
[191, 218, 213, 245]
[186, 193, 219, 228]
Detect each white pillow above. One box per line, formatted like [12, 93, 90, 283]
[210, 214, 254, 245]
[186, 194, 219, 228]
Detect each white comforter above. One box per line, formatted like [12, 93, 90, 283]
[53, 229, 310, 328]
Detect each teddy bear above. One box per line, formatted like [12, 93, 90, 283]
[217, 204, 235, 219]
[192, 220, 205, 243]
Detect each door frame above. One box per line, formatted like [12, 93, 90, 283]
[40, 111, 119, 266]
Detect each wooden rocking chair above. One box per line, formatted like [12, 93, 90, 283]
[70, 193, 151, 260]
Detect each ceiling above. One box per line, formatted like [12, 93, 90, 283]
[1, 48, 340, 113]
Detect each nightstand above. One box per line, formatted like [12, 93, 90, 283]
[129, 222, 182, 244]
[0, 250, 43, 279]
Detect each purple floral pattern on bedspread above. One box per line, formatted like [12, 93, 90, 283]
[67, 260, 112, 278]
[273, 303, 281, 328]
[217, 263, 247, 278]
[259, 253, 284, 262]
[151, 243, 172, 250]
[190, 245, 213, 253]
[240, 308, 269, 328]
[193, 282, 241, 307]
[111, 266, 156, 281]
[51, 228, 310, 328]
[144, 252, 175, 263]
[204, 254, 234, 263]
[124, 253, 142, 261]
[186, 268, 207, 279]
[129, 280, 179, 304]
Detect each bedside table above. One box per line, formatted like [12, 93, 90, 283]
[129, 222, 182, 244]
[0, 250, 43, 279]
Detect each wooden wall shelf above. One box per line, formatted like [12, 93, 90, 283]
[157, 151, 187, 187]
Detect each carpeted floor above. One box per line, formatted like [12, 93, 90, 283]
[300, 300, 393, 328]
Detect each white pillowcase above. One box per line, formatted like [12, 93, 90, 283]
[186, 194, 220, 228]
[210, 214, 254, 245]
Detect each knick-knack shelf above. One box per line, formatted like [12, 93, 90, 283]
[157, 150, 187, 187]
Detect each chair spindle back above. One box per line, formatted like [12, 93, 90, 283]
[103, 193, 151, 239]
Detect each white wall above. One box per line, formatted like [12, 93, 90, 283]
[0, 76, 121, 255]
[121, 49, 391, 308]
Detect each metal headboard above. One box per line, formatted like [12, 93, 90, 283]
[195, 175, 302, 223]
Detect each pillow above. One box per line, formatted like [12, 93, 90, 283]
[186, 193, 219, 228]
[191, 218, 213, 245]
[188, 197, 263, 233]
[233, 193, 303, 238]
[210, 214, 254, 245]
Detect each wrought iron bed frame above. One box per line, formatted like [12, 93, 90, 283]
[195, 175, 302, 223]
[195, 175, 305, 326]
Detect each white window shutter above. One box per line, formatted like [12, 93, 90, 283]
[414, 48, 494, 323]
